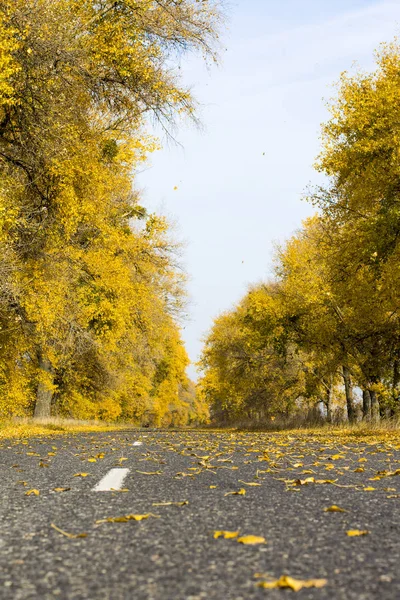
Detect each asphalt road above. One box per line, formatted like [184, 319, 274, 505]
[1, 429, 400, 600]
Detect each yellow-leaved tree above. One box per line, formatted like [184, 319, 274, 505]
[0, 0, 223, 422]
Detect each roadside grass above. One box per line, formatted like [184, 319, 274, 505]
[0, 417, 138, 440]
[1, 416, 400, 443]
[209, 417, 400, 442]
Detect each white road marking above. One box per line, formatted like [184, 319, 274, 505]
[132, 441, 142, 446]
[92, 468, 130, 492]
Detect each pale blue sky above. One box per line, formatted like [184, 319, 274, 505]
[138, 0, 400, 378]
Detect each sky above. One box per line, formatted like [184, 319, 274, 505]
[137, 0, 400, 379]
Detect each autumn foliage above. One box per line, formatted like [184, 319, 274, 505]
[0, 0, 223, 423]
[199, 43, 400, 426]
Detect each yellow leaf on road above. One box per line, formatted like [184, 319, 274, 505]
[237, 535, 265, 545]
[51, 523, 87, 539]
[53, 487, 71, 493]
[73, 473, 89, 477]
[152, 501, 188, 507]
[25, 489, 39, 496]
[238, 481, 261, 486]
[346, 530, 369, 536]
[294, 477, 315, 485]
[258, 575, 327, 591]
[324, 505, 348, 513]
[95, 513, 159, 524]
[136, 470, 163, 475]
[224, 488, 246, 496]
[213, 530, 239, 539]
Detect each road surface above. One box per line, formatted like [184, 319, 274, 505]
[0, 429, 399, 599]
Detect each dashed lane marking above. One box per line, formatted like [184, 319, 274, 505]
[92, 468, 130, 492]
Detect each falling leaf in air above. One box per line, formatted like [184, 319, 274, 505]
[324, 505, 348, 513]
[257, 575, 327, 591]
[237, 535, 265, 545]
[346, 530, 369, 537]
[51, 523, 87, 539]
[95, 513, 159, 524]
[213, 530, 240, 539]
[224, 488, 246, 496]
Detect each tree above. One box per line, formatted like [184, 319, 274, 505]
[198, 283, 311, 426]
[0, 0, 224, 420]
[311, 41, 400, 420]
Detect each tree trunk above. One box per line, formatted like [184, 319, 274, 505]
[342, 365, 356, 423]
[362, 389, 371, 421]
[369, 389, 380, 423]
[325, 386, 332, 424]
[392, 359, 400, 415]
[34, 355, 54, 419]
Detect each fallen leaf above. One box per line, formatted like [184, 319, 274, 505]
[152, 501, 188, 507]
[346, 530, 369, 537]
[53, 487, 71, 493]
[224, 488, 246, 496]
[51, 523, 87, 539]
[73, 473, 89, 477]
[294, 477, 315, 485]
[136, 470, 163, 475]
[238, 481, 261, 487]
[25, 489, 39, 496]
[258, 575, 327, 591]
[95, 513, 159, 524]
[324, 505, 348, 513]
[315, 479, 337, 484]
[213, 530, 239, 539]
[237, 535, 265, 545]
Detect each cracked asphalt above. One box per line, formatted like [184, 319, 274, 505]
[0, 429, 400, 599]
